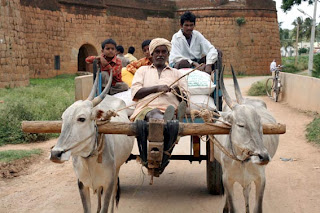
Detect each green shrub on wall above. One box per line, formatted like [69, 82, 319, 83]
[236, 17, 246, 26]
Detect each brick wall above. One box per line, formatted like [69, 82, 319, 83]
[195, 15, 281, 74]
[175, 0, 280, 74]
[19, 6, 175, 78]
[0, 0, 29, 88]
[0, 0, 281, 87]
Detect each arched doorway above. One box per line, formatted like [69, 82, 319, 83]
[78, 44, 98, 73]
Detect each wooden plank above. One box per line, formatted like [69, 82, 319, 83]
[192, 136, 200, 158]
[21, 121, 286, 135]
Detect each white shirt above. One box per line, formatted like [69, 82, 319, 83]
[169, 29, 218, 65]
[270, 61, 276, 72]
[130, 65, 188, 120]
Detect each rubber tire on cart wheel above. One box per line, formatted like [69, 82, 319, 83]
[206, 140, 224, 195]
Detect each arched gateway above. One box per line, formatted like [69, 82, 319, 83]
[78, 44, 98, 73]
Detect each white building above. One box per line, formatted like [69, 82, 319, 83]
[281, 41, 320, 57]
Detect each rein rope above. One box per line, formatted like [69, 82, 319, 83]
[114, 63, 204, 114]
[62, 127, 96, 154]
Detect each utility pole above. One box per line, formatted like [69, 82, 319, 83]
[308, 0, 318, 76]
[295, 24, 299, 66]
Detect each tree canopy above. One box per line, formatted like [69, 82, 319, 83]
[281, 0, 314, 12]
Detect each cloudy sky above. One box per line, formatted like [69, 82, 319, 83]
[275, 0, 319, 29]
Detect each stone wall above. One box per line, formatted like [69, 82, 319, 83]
[280, 72, 320, 113]
[0, 0, 29, 88]
[0, 0, 281, 87]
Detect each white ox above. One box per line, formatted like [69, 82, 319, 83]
[50, 72, 134, 213]
[214, 68, 279, 213]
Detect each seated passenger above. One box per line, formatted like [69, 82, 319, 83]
[116, 45, 130, 67]
[124, 46, 138, 63]
[126, 39, 153, 75]
[169, 11, 218, 74]
[86, 39, 129, 95]
[130, 38, 188, 122]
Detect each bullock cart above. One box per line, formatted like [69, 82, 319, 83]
[21, 59, 286, 195]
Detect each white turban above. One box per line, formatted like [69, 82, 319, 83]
[149, 38, 172, 55]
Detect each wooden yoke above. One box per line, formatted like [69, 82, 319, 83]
[21, 121, 286, 136]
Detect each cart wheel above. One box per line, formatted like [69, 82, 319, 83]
[206, 141, 224, 195]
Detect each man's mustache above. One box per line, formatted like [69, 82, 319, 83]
[156, 57, 165, 60]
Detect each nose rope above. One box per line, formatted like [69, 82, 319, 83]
[60, 124, 97, 154]
[229, 128, 258, 162]
[86, 121, 99, 157]
[115, 63, 204, 113]
[229, 128, 245, 162]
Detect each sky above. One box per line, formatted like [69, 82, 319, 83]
[275, 0, 320, 29]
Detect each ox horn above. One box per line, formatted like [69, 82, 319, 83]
[87, 60, 100, 101]
[91, 69, 113, 107]
[220, 65, 234, 109]
[87, 73, 99, 101]
[231, 65, 244, 104]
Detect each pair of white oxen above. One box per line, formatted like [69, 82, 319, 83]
[50, 68, 279, 213]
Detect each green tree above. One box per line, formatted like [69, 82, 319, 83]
[303, 17, 313, 40]
[292, 17, 304, 64]
[280, 28, 290, 40]
[282, 39, 295, 56]
[280, 22, 295, 56]
[316, 23, 320, 42]
[281, 0, 314, 12]
[291, 17, 304, 42]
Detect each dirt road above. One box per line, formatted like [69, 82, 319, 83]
[0, 77, 319, 213]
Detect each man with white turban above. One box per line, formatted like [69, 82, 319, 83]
[130, 38, 188, 121]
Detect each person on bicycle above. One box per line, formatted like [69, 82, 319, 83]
[270, 59, 277, 72]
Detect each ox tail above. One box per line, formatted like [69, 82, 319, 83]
[116, 177, 121, 207]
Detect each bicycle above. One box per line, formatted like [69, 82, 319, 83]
[265, 65, 283, 102]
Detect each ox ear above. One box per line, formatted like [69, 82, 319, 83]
[91, 108, 118, 121]
[220, 111, 234, 124]
[91, 109, 104, 120]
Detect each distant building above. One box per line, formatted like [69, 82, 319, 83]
[281, 42, 320, 57]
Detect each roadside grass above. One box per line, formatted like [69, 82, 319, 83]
[281, 56, 308, 73]
[0, 149, 42, 163]
[282, 55, 320, 78]
[0, 74, 75, 146]
[247, 79, 270, 96]
[306, 117, 320, 145]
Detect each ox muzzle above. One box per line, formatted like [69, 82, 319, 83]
[250, 151, 270, 165]
[50, 147, 71, 163]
